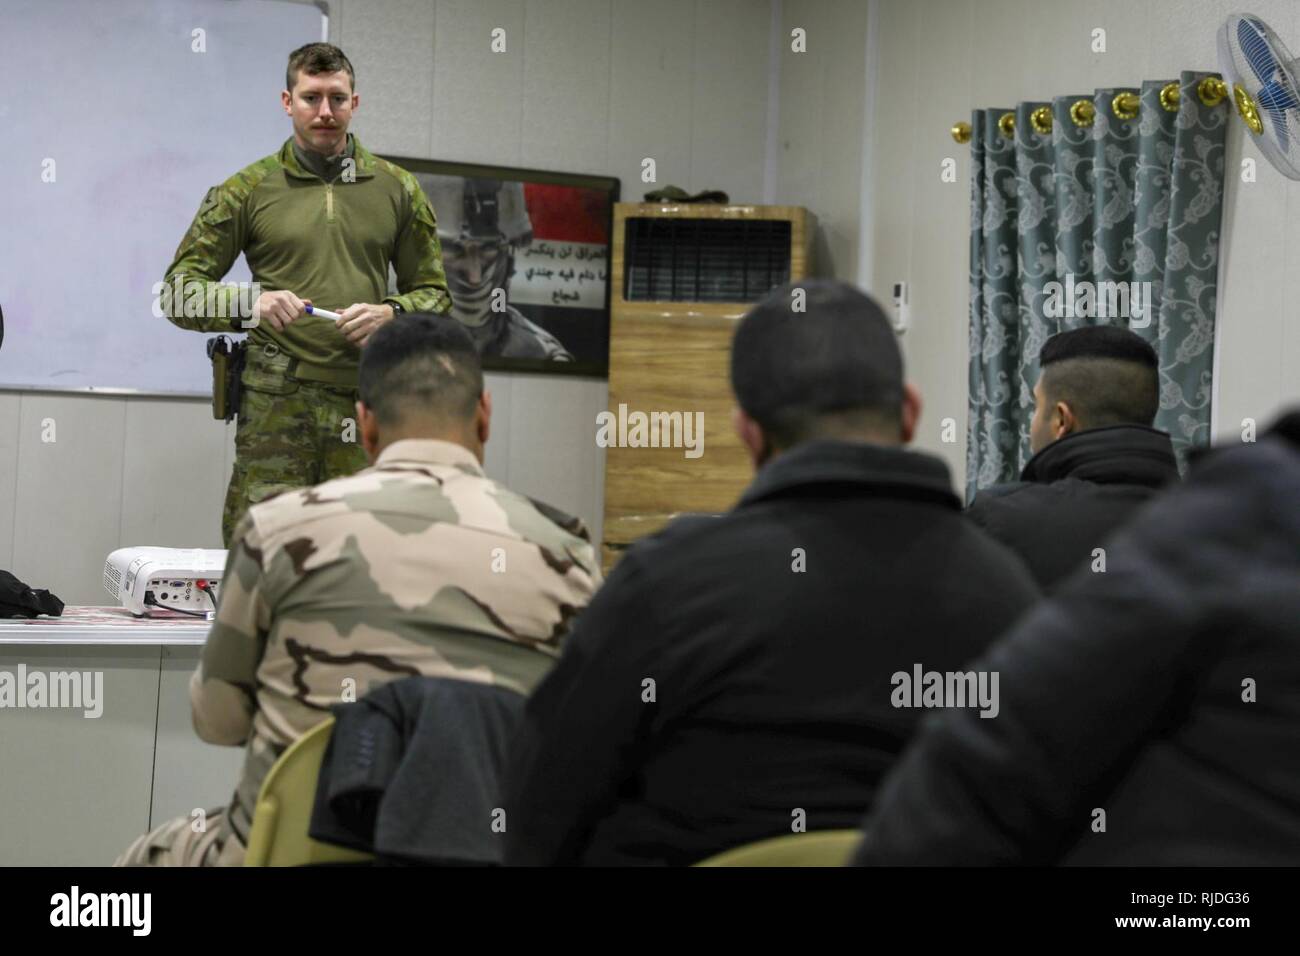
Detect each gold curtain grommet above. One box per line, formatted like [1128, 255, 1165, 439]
[1159, 82, 1180, 112]
[1198, 76, 1228, 107]
[1234, 83, 1264, 135]
[1112, 92, 1140, 120]
[1030, 106, 1053, 135]
[998, 112, 1016, 139]
[1069, 99, 1096, 127]
[951, 121, 972, 144]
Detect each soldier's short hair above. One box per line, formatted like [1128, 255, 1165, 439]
[359, 314, 484, 426]
[731, 279, 904, 450]
[1038, 326, 1159, 429]
[286, 42, 355, 93]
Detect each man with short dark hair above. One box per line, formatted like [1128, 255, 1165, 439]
[503, 279, 1040, 866]
[161, 42, 452, 546]
[118, 315, 599, 866]
[967, 326, 1180, 590]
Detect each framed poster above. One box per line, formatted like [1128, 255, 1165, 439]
[383, 156, 618, 376]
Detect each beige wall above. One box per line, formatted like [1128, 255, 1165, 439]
[865, 0, 1300, 487]
[775, 0, 869, 278]
[0, 0, 776, 605]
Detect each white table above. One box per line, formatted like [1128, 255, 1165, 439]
[0, 605, 212, 645]
[0, 606, 241, 864]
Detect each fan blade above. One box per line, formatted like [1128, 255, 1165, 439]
[1240, 16, 1279, 86]
[1257, 79, 1298, 151]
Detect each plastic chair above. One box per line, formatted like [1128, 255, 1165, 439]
[243, 717, 375, 866]
[693, 829, 862, 867]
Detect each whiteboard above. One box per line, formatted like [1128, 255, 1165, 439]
[0, 0, 327, 395]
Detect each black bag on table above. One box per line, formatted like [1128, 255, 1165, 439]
[0, 570, 65, 618]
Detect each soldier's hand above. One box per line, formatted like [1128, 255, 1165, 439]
[252, 290, 309, 332]
[337, 303, 396, 348]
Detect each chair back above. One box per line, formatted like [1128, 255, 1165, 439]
[243, 718, 375, 867]
[694, 830, 861, 867]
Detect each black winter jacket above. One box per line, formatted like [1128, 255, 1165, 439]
[504, 439, 1041, 866]
[967, 425, 1180, 589]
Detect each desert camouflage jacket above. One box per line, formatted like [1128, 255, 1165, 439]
[191, 437, 601, 845]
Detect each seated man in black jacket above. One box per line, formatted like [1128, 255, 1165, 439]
[503, 279, 1041, 866]
[967, 326, 1180, 590]
[852, 410, 1300, 866]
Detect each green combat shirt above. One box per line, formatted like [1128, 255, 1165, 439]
[162, 134, 452, 370]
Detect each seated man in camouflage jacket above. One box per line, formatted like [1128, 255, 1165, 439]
[117, 315, 601, 866]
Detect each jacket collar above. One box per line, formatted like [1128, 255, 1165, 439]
[1020, 424, 1179, 486]
[738, 439, 960, 510]
[279, 133, 376, 181]
[374, 439, 484, 476]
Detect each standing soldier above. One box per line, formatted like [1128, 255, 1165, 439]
[161, 43, 451, 545]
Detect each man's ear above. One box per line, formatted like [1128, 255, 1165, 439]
[281, 89, 292, 115]
[900, 382, 923, 444]
[1055, 401, 1078, 439]
[732, 406, 767, 469]
[356, 400, 380, 461]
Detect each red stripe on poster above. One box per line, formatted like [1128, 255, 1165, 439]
[523, 183, 611, 244]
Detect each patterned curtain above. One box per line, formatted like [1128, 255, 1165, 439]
[966, 70, 1228, 501]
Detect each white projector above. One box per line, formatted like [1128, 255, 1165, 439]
[103, 547, 227, 617]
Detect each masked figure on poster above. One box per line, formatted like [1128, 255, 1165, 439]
[423, 177, 573, 362]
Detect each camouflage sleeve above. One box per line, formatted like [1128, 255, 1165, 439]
[386, 175, 453, 316]
[190, 511, 271, 746]
[161, 182, 249, 333]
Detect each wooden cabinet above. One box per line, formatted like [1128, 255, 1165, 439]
[602, 203, 815, 571]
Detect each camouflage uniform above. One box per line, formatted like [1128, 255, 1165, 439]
[221, 345, 367, 546]
[116, 438, 601, 866]
[160, 134, 453, 546]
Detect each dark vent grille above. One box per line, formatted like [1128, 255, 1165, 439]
[623, 217, 792, 302]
